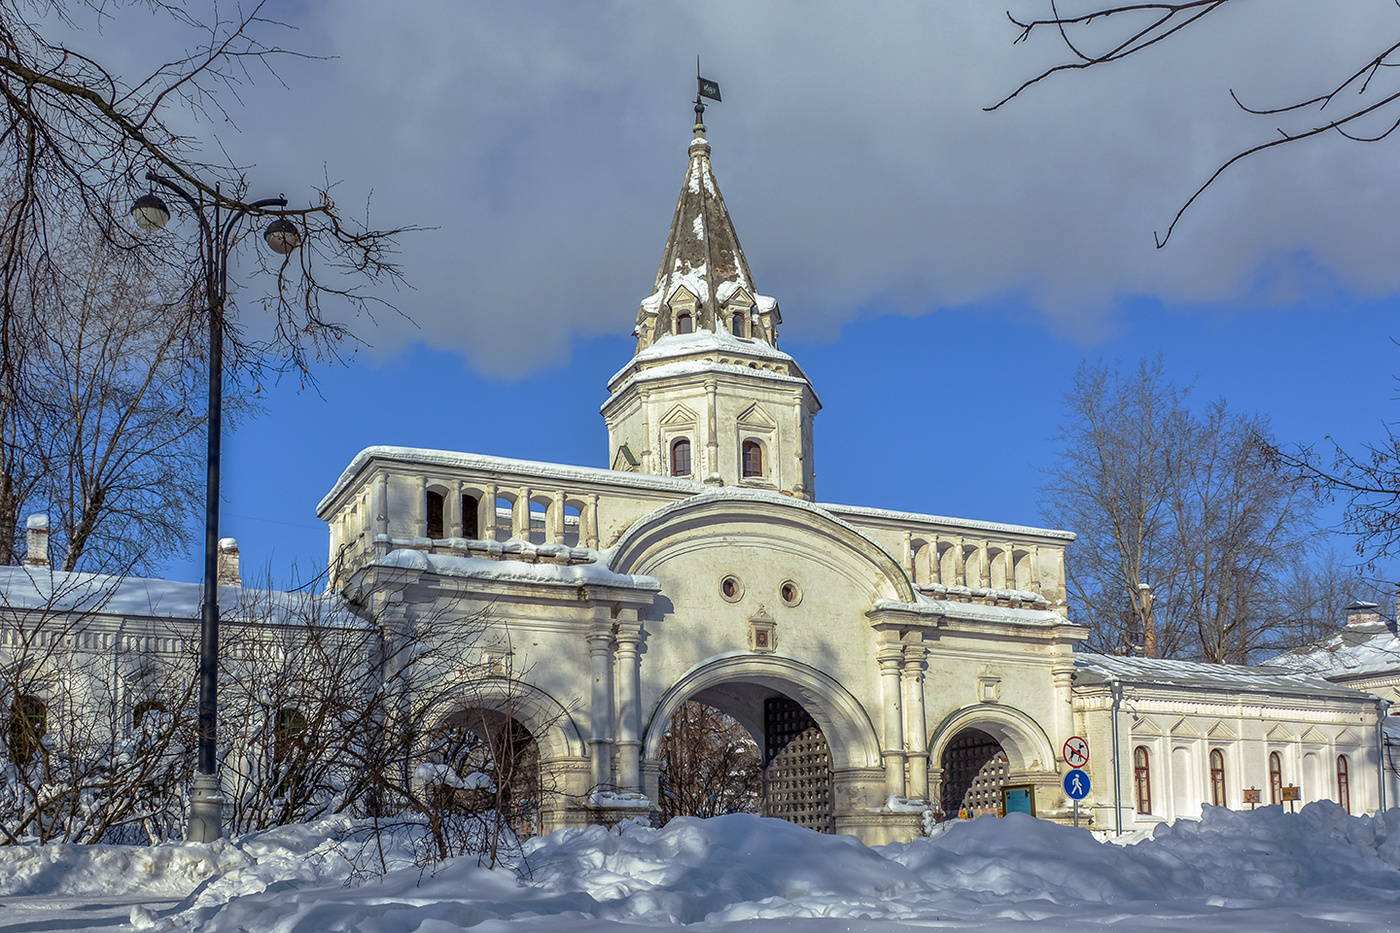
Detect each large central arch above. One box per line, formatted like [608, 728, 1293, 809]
[642, 653, 882, 771]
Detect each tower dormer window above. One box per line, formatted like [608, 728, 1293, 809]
[742, 439, 763, 478]
[671, 437, 692, 477]
[731, 311, 746, 337]
[676, 312, 693, 335]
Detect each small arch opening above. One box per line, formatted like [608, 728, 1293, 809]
[426, 490, 445, 540]
[462, 494, 481, 540]
[676, 312, 693, 335]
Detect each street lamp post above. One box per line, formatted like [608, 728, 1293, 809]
[132, 171, 301, 842]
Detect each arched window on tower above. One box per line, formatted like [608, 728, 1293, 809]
[1269, 752, 1283, 804]
[1209, 749, 1226, 807]
[742, 439, 763, 478]
[676, 312, 693, 335]
[1133, 746, 1152, 814]
[671, 438, 692, 477]
[731, 311, 746, 337]
[425, 490, 445, 539]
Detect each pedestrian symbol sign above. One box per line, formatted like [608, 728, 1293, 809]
[1064, 768, 1091, 799]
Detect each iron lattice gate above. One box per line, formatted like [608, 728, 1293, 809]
[762, 696, 834, 833]
[940, 728, 1008, 818]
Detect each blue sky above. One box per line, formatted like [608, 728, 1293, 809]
[106, 2, 1400, 592]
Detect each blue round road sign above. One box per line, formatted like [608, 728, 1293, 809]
[1064, 768, 1091, 800]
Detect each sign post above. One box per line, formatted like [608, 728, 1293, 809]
[1244, 788, 1261, 810]
[1061, 736, 1091, 829]
[1282, 785, 1301, 813]
[1064, 768, 1091, 827]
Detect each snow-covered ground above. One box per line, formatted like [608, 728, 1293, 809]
[2, 804, 1399, 932]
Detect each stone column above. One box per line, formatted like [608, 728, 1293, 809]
[614, 616, 644, 793]
[513, 486, 531, 540]
[976, 539, 990, 588]
[877, 642, 906, 800]
[953, 537, 966, 587]
[483, 482, 498, 540]
[587, 618, 616, 792]
[903, 636, 929, 801]
[417, 476, 428, 539]
[704, 375, 720, 484]
[449, 480, 464, 539]
[374, 473, 390, 555]
[585, 494, 600, 549]
[552, 490, 567, 544]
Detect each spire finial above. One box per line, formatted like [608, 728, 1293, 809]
[693, 63, 721, 150]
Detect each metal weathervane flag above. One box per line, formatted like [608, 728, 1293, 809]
[698, 76, 722, 102]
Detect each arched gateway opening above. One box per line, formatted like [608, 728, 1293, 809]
[656, 692, 835, 832]
[940, 728, 1009, 819]
[645, 656, 880, 836]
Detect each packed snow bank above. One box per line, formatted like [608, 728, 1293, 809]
[8, 805, 1400, 932]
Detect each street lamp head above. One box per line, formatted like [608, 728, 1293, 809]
[263, 218, 301, 255]
[130, 193, 171, 233]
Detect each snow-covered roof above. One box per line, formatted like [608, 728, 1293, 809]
[0, 565, 360, 628]
[1271, 622, 1400, 681]
[1075, 653, 1371, 700]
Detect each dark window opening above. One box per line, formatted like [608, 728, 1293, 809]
[732, 312, 746, 337]
[462, 494, 480, 539]
[426, 490, 445, 539]
[677, 312, 693, 335]
[1269, 752, 1283, 805]
[8, 695, 46, 765]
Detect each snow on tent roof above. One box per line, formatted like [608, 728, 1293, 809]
[1075, 652, 1371, 699]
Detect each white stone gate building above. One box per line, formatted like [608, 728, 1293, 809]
[314, 113, 1387, 843]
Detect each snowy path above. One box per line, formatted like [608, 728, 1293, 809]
[3, 804, 1400, 931]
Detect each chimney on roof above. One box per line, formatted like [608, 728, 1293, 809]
[24, 515, 48, 570]
[217, 538, 241, 587]
[1345, 601, 1381, 629]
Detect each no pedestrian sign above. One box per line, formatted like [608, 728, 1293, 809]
[1063, 736, 1089, 768]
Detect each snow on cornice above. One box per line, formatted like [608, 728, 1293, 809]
[375, 548, 660, 592]
[822, 502, 1076, 543]
[872, 596, 1070, 628]
[318, 447, 711, 516]
[607, 329, 808, 393]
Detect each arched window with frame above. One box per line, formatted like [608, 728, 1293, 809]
[426, 489, 445, 539]
[742, 439, 763, 478]
[1133, 745, 1152, 814]
[731, 311, 746, 337]
[1269, 752, 1283, 805]
[1337, 754, 1351, 814]
[676, 312, 693, 335]
[670, 437, 692, 477]
[1209, 749, 1226, 807]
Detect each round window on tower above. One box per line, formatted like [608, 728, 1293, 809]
[720, 575, 744, 602]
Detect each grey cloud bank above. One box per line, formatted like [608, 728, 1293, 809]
[108, 2, 1400, 375]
